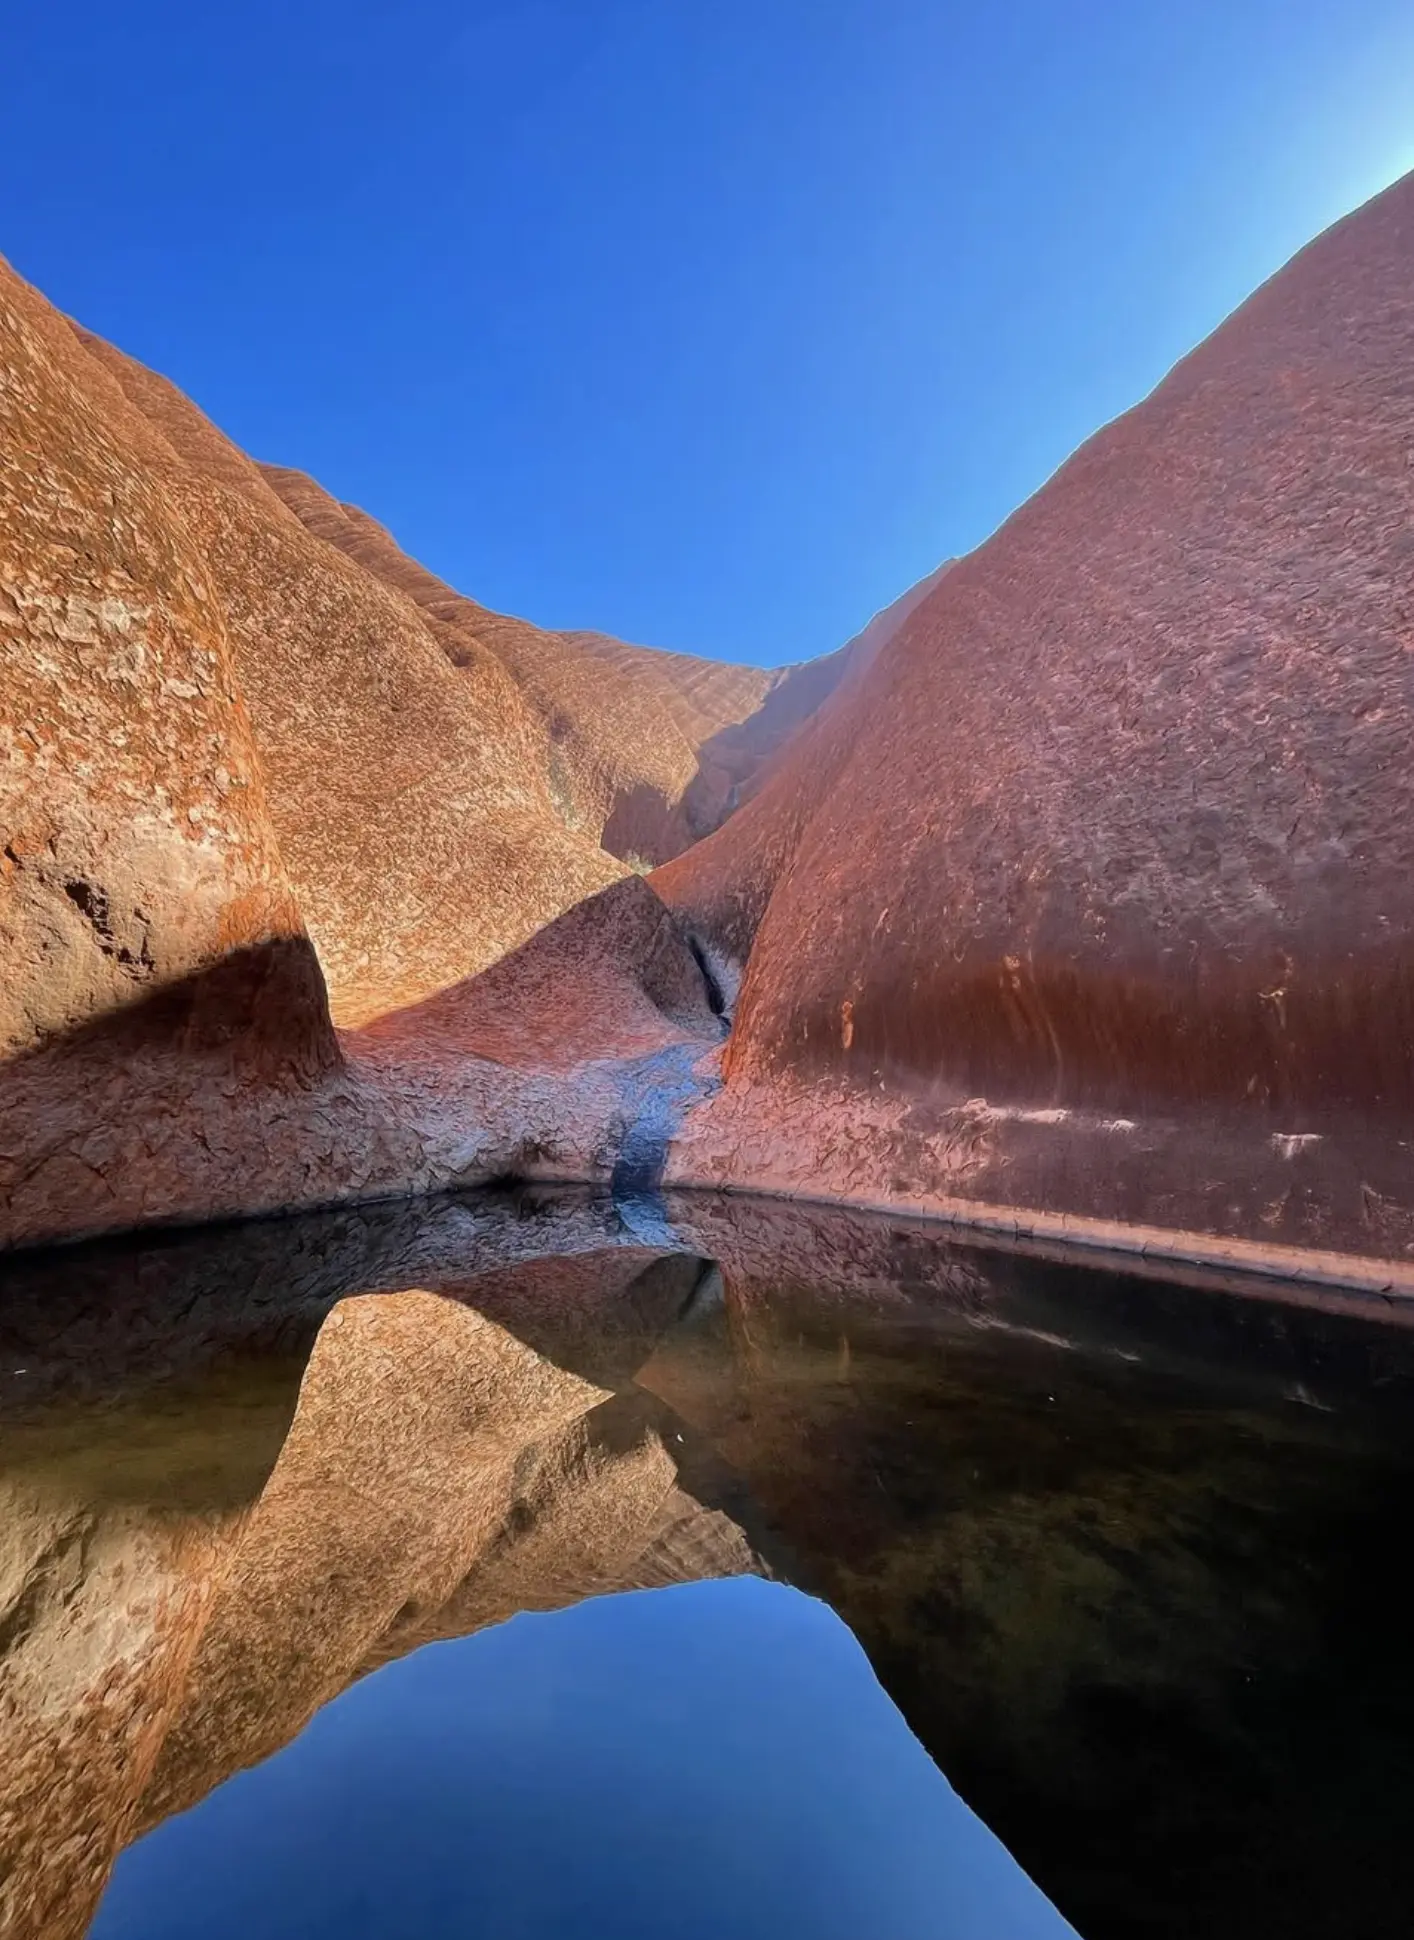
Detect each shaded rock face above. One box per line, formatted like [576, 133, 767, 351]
[678, 558, 955, 838]
[657, 172, 1414, 1268]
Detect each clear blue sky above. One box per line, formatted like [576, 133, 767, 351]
[5, 1, 1412, 665]
[93, 1580, 1076, 1938]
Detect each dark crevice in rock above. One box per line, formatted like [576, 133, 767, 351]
[687, 933, 726, 1019]
[63, 878, 155, 975]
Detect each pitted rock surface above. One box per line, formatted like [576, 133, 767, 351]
[657, 174, 1414, 1266]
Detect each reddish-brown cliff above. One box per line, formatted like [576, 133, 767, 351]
[0, 256, 736, 1247]
[658, 173, 1414, 1272]
[260, 464, 774, 866]
[7, 173, 1414, 1285]
[67, 330, 628, 1026]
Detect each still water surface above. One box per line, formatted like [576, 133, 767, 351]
[2, 1186, 1412, 1939]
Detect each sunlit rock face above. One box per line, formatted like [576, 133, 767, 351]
[0, 259, 749, 1247]
[5, 176, 1414, 1276]
[259, 464, 777, 872]
[0, 255, 360, 1250]
[656, 172, 1414, 1272]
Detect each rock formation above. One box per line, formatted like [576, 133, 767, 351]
[657, 171, 1414, 1277]
[0, 256, 757, 1247]
[5, 173, 1414, 1284]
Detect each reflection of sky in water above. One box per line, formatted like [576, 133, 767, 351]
[92, 1578, 1076, 1940]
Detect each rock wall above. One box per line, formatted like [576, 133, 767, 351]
[0, 257, 738, 1247]
[657, 172, 1414, 1275]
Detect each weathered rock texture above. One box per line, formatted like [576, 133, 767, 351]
[657, 172, 1414, 1276]
[7, 174, 1414, 1283]
[261, 464, 778, 869]
[0, 254, 765, 1248]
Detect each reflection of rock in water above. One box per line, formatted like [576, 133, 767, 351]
[0, 1364, 299, 1940]
[636, 1265, 1414, 1940]
[4, 1192, 1414, 1940]
[0, 1233, 762, 1939]
[138, 1284, 758, 1831]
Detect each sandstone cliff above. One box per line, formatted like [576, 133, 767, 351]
[7, 173, 1414, 1284]
[0, 256, 763, 1246]
[657, 172, 1414, 1274]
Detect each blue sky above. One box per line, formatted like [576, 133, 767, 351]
[93, 1580, 1077, 1939]
[5, 1, 1412, 665]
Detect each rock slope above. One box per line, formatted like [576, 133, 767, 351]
[657, 171, 1414, 1275]
[0, 256, 759, 1246]
[6, 172, 1414, 1283]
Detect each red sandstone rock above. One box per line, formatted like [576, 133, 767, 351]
[71, 332, 627, 1027]
[260, 463, 775, 867]
[0, 262, 331, 1071]
[7, 173, 1414, 1282]
[657, 173, 1414, 1269]
[0, 258, 747, 1247]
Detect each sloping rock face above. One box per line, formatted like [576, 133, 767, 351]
[68, 328, 627, 1027]
[0, 258, 369, 1248]
[0, 257, 745, 1247]
[657, 174, 1414, 1273]
[0, 266, 332, 1072]
[679, 558, 954, 835]
[259, 464, 774, 869]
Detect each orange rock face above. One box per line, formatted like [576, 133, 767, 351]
[259, 463, 774, 871]
[0, 256, 741, 1247]
[658, 174, 1414, 1271]
[0, 263, 331, 1070]
[6, 174, 1414, 1282]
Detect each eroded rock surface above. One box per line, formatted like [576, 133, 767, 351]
[7, 176, 1414, 1280]
[0, 259, 747, 1247]
[657, 172, 1414, 1273]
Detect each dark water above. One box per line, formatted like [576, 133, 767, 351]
[3, 1187, 1413, 1940]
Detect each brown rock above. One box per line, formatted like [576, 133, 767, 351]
[69, 330, 627, 1027]
[260, 463, 776, 867]
[0, 258, 748, 1248]
[658, 173, 1414, 1269]
[0, 260, 332, 1071]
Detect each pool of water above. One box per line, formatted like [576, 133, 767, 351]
[3, 1186, 1413, 1939]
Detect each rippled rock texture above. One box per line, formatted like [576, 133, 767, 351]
[658, 173, 1414, 1276]
[1, 255, 761, 1246]
[6, 174, 1414, 1277]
